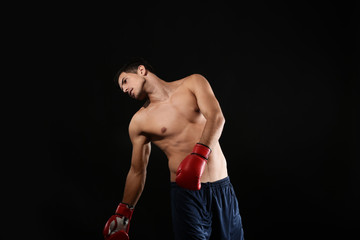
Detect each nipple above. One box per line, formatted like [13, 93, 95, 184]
[161, 127, 167, 133]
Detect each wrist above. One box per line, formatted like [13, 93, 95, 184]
[116, 202, 134, 219]
[192, 143, 212, 160]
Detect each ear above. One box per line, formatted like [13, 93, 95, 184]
[137, 65, 148, 76]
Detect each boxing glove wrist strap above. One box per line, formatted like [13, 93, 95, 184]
[115, 203, 134, 219]
[192, 143, 212, 160]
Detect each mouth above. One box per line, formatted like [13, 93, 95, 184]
[129, 89, 134, 98]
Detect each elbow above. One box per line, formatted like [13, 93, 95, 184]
[129, 165, 147, 178]
[203, 110, 225, 128]
[215, 112, 225, 128]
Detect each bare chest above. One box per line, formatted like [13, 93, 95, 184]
[141, 88, 205, 140]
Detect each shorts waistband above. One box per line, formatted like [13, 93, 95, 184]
[171, 176, 230, 189]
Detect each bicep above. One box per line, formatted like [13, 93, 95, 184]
[131, 137, 151, 173]
[191, 74, 223, 119]
[129, 119, 151, 173]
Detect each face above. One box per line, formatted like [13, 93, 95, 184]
[118, 67, 147, 100]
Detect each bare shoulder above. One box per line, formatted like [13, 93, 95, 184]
[182, 74, 211, 92]
[129, 99, 150, 128]
[182, 73, 208, 83]
[128, 108, 147, 140]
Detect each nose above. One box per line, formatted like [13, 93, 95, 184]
[123, 87, 128, 93]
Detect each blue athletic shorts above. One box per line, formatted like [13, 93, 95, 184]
[170, 177, 244, 240]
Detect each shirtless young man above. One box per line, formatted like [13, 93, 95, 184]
[103, 58, 244, 240]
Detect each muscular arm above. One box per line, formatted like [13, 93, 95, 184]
[121, 116, 151, 206]
[189, 74, 225, 150]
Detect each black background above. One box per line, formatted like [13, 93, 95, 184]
[17, 1, 358, 240]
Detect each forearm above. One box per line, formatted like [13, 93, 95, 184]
[121, 167, 146, 207]
[199, 113, 225, 150]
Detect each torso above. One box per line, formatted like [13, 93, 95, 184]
[132, 76, 228, 182]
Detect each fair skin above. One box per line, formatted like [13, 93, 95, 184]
[118, 65, 228, 206]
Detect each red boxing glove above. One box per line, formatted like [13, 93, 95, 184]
[176, 143, 212, 190]
[103, 203, 134, 240]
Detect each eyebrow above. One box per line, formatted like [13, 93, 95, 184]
[120, 77, 125, 90]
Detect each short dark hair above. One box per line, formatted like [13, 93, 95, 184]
[113, 57, 155, 85]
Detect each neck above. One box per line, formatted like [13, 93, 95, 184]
[144, 73, 172, 103]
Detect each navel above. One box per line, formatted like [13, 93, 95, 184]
[161, 127, 167, 134]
